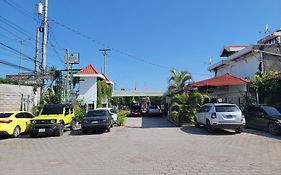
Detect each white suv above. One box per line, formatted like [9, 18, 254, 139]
[195, 103, 245, 133]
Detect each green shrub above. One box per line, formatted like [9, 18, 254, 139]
[74, 100, 86, 122]
[117, 110, 128, 126]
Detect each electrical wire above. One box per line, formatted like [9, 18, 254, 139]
[49, 18, 171, 70]
[0, 58, 33, 72]
[0, 42, 36, 62]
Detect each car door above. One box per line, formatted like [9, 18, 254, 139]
[253, 108, 270, 131]
[196, 106, 209, 124]
[243, 106, 255, 127]
[109, 109, 117, 122]
[15, 112, 26, 133]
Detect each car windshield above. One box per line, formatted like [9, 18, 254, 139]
[262, 106, 281, 116]
[215, 105, 239, 112]
[86, 110, 108, 117]
[149, 106, 158, 109]
[41, 107, 63, 115]
[0, 113, 13, 118]
[132, 106, 141, 110]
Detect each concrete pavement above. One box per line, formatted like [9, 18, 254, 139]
[0, 116, 280, 175]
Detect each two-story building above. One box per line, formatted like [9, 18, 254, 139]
[189, 28, 281, 105]
[73, 64, 114, 111]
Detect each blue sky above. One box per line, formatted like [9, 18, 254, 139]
[0, 0, 281, 90]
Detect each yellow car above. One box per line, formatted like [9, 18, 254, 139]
[0, 111, 34, 138]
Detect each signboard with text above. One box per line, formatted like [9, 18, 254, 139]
[68, 53, 79, 64]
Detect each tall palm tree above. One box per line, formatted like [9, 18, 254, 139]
[168, 68, 192, 96]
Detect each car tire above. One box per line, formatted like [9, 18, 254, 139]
[107, 127, 111, 132]
[194, 117, 200, 128]
[56, 124, 64, 136]
[12, 126, 21, 138]
[29, 131, 38, 138]
[70, 119, 76, 131]
[268, 123, 278, 135]
[206, 120, 214, 133]
[235, 126, 243, 134]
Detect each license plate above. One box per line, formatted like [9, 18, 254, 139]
[226, 115, 233, 118]
[91, 121, 98, 124]
[38, 128, 45, 132]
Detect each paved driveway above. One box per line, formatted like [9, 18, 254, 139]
[0, 116, 281, 175]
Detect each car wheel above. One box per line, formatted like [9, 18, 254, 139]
[29, 131, 38, 138]
[70, 119, 76, 131]
[268, 123, 278, 135]
[194, 117, 200, 128]
[235, 126, 243, 134]
[206, 120, 214, 133]
[56, 124, 64, 136]
[12, 126, 21, 138]
[107, 127, 111, 132]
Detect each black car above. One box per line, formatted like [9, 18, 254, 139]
[81, 109, 113, 133]
[130, 105, 142, 117]
[243, 105, 281, 135]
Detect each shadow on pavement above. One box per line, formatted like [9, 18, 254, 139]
[69, 129, 105, 136]
[126, 116, 175, 128]
[244, 128, 281, 140]
[0, 135, 10, 140]
[180, 125, 236, 136]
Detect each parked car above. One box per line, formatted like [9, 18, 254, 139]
[0, 111, 34, 138]
[130, 105, 142, 117]
[96, 107, 118, 124]
[81, 109, 113, 133]
[195, 103, 245, 133]
[243, 105, 281, 135]
[147, 105, 161, 116]
[29, 104, 76, 137]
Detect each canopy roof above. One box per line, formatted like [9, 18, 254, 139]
[189, 73, 250, 88]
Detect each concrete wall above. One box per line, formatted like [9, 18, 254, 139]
[0, 84, 40, 112]
[216, 53, 260, 79]
[78, 77, 97, 110]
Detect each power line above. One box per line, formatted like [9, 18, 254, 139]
[0, 58, 33, 72]
[0, 15, 35, 42]
[49, 18, 171, 70]
[0, 42, 35, 62]
[2, 0, 37, 21]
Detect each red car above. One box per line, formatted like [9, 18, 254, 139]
[130, 105, 142, 117]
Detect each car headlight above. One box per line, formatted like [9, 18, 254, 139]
[278, 120, 281, 124]
[50, 119, 57, 124]
[31, 120, 36, 124]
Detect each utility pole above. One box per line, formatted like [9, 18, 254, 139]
[19, 40, 23, 75]
[34, 27, 40, 73]
[65, 49, 70, 102]
[99, 48, 111, 75]
[41, 0, 48, 73]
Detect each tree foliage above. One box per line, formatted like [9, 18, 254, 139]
[168, 68, 192, 95]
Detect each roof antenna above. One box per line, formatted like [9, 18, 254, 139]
[259, 24, 270, 34]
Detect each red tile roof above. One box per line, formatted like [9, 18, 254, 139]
[189, 73, 250, 88]
[77, 64, 99, 75]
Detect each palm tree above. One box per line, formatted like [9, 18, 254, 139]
[170, 92, 206, 125]
[168, 68, 192, 96]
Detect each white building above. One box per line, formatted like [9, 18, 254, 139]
[73, 64, 113, 111]
[209, 29, 281, 79]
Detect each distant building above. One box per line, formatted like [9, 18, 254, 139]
[73, 64, 113, 111]
[189, 28, 281, 106]
[209, 29, 281, 79]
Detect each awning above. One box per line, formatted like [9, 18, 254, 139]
[189, 73, 250, 88]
